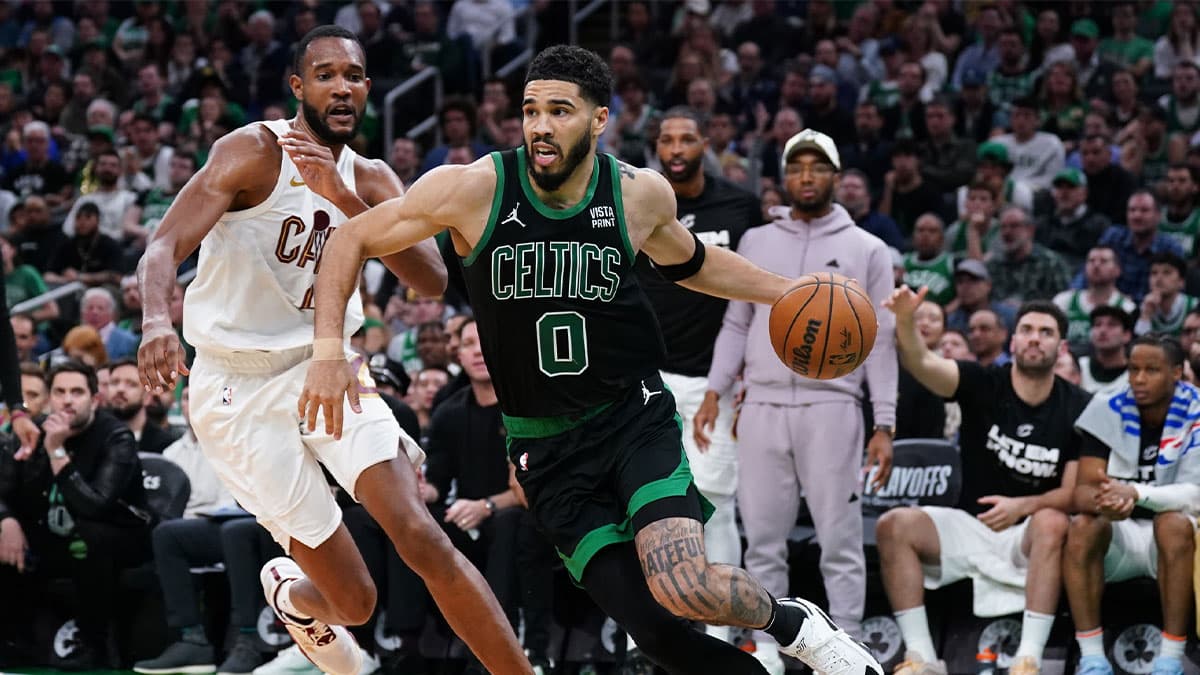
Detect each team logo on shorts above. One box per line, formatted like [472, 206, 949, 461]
[221, 386, 233, 406]
[519, 452, 529, 471]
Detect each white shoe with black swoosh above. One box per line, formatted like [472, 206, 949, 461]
[775, 597, 883, 675]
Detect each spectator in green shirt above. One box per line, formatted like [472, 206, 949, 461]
[0, 232, 56, 322]
[1099, 2, 1155, 80]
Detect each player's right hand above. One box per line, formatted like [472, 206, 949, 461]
[298, 359, 361, 440]
[138, 322, 189, 393]
[693, 390, 720, 452]
[881, 284, 929, 321]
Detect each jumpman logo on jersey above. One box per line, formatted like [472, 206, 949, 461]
[502, 203, 526, 228]
[641, 380, 661, 405]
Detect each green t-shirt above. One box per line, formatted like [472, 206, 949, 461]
[1098, 36, 1154, 69]
[1160, 209, 1200, 257]
[5, 265, 47, 309]
[903, 252, 957, 305]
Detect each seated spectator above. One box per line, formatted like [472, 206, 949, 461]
[945, 259, 1016, 333]
[1098, 2, 1154, 80]
[1093, 191, 1185, 301]
[18, 362, 47, 418]
[757, 106, 802, 185]
[131, 386, 269, 675]
[881, 139, 944, 239]
[423, 319, 555, 673]
[956, 142, 1035, 218]
[1158, 62, 1200, 148]
[838, 100, 893, 196]
[1068, 335, 1200, 675]
[107, 358, 179, 454]
[63, 150, 137, 241]
[837, 169, 903, 250]
[903, 213, 956, 306]
[945, 181, 1000, 259]
[1081, 134, 1138, 225]
[407, 365, 450, 441]
[1068, 19, 1120, 101]
[1056, 350, 1083, 387]
[0, 361, 153, 669]
[1078, 306, 1133, 394]
[918, 95, 976, 194]
[1153, 4, 1200, 81]
[880, 61, 928, 141]
[804, 65, 854, 144]
[1158, 164, 1200, 258]
[419, 98, 492, 176]
[1107, 70, 1142, 131]
[1039, 61, 1088, 149]
[1067, 115, 1124, 176]
[40, 325, 108, 370]
[967, 308, 1010, 367]
[1118, 105, 1170, 193]
[121, 113, 175, 193]
[9, 195, 65, 274]
[79, 287, 137, 360]
[986, 206, 1072, 307]
[989, 28, 1040, 128]
[3, 121, 71, 209]
[117, 274, 142, 335]
[1036, 169, 1111, 271]
[954, 67, 1002, 144]
[1054, 245, 1138, 353]
[1136, 253, 1199, 336]
[996, 97, 1066, 192]
[1, 232, 57, 322]
[10, 315, 36, 363]
[880, 296, 1088, 675]
[44, 202, 123, 288]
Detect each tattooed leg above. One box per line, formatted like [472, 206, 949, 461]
[635, 516, 773, 628]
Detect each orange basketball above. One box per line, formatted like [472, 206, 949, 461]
[769, 272, 878, 380]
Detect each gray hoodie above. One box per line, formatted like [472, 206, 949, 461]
[706, 204, 898, 425]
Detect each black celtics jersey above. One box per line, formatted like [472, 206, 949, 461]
[460, 148, 666, 417]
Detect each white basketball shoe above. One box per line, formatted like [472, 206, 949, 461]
[775, 597, 883, 675]
[260, 557, 362, 675]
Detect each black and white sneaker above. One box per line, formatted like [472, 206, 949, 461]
[774, 598, 883, 675]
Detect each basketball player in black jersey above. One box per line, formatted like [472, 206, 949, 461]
[300, 46, 882, 675]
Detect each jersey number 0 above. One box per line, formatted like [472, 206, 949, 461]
[536, 311, 589, 377]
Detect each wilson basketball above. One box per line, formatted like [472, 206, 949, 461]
[769, 272, 878, 380]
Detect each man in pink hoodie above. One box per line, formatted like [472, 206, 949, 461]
[697, 129, 898, 674]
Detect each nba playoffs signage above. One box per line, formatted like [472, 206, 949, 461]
[863, 439, 962, 510]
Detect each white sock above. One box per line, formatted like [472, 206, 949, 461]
[1015, 610, 1055, 662]
[1160, 632, 1186, 661]
[1076, 629, 1105, 658]
[277, 579, 312, 621]
[895, 606, 937, 663]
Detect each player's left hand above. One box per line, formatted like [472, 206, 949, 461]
[298, 359, 361, 440]
[278, 129, 346, 202]
[864, 430, 893, 492]
[976, 495, 1026, 531]
[1097, 480, 1137, 520]
[445, 499, 489, 532]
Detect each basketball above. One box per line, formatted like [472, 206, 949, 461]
[769, 272, 878, 380]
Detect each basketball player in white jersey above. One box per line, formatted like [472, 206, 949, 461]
[136, 26, 532, 675]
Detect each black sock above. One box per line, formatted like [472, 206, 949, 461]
[180, 625, 209, 646]
[763, 597, 807, 646]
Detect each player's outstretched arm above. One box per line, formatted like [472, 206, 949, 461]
[637, 172, 792, 305]
[881, 284, 960, 398]
[136, 128, 272, 393]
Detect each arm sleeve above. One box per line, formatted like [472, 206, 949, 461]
[863, 243, 898, 426]
[1134, 483, 1200, 513]
[0, 270, 23, 410]
[55, 427, 141, 519]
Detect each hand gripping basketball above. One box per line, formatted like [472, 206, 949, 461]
[769, 272, 878, 380]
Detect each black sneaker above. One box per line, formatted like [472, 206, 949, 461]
[218, 635, 264, 675]
[529, 651, 554, 675]
[134, 640, 217, 674]
[618, 648, 657, 675]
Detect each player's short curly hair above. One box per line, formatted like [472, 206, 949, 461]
[525, 45, 613, 108]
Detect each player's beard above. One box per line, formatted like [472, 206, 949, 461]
[1014, 346, 1056, 376]
[526, 131, 592, 192]
[662, 153, 703, 184]
[301, 99, 360, 145]
[793, 182, 835, 217]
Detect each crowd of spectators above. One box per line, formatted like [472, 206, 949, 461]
[4, 0, 1200, 674]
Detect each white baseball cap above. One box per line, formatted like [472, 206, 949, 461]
[782, 128, 841, 173]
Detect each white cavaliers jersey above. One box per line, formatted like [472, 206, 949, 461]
[184, 119, 365, 353]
